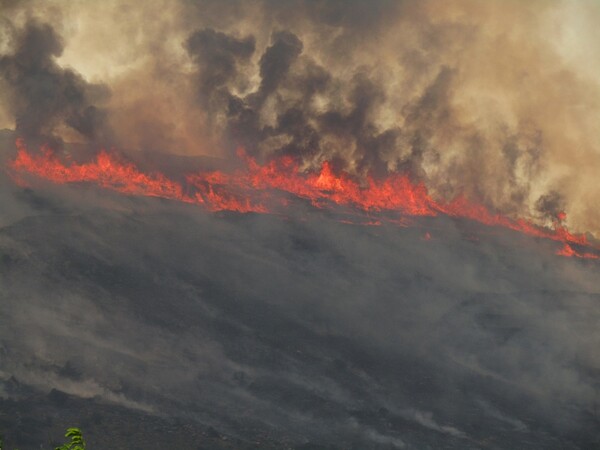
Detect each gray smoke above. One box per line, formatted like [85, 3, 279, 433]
[0, 20, 111, 144]
[2, 1, 600, 234]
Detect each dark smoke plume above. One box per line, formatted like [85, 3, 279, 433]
[186, 28, 255, 112]
[0, 20, 110, 143]
[1, 0, 600, 234]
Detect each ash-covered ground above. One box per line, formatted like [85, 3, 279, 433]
[1, 132, 600, 449]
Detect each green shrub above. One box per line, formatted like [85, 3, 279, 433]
[0, 427, 85, 450]
[55, 428, 86, 450]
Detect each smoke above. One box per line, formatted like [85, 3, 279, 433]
[536, 190, 566, 224]
[0, 19, 111, 144]
[1, 0, 600, 235]
[186, 28, 256, 112]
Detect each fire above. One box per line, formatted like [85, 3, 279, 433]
[556, 244, 599, 259]
[8, 138, 599, 259]
[232, 149, 438, 215]
[11, 139, 187, 202]
[10, 138, 266, 213]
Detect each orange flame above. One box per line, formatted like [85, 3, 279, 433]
[8, 138, 598, 259]
[556, 243, 599, 259]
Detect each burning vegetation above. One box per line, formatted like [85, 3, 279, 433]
[10, 137, 598, 259]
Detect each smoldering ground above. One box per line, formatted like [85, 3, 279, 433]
[1, 131, 600, 449]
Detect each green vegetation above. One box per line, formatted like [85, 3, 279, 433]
[0, 427, 85, 450]
[54, 428, 86, 450]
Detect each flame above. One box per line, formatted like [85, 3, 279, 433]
[10, 138, 265, 213]
[556, 243, 599, 259]
[11, 139, 187, 201]
[8, 138, 599, 259]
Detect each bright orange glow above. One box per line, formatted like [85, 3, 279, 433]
[10, 138, 266, 213]
[556, 244, 599, 259]
[12, 138, 188, 201]
[8, 138, 599, 259]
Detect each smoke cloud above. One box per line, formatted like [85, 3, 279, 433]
[1, 0, 600, 235]
[0, 20, 111, 144]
